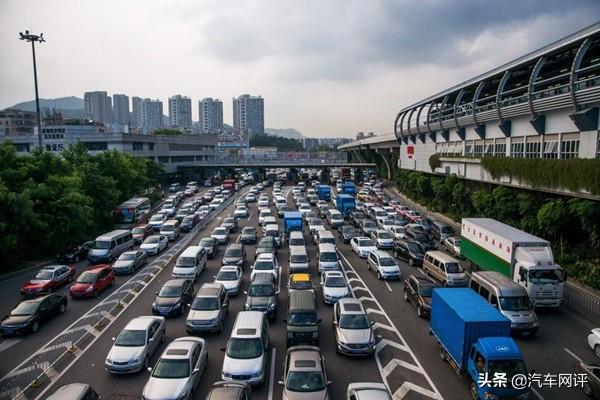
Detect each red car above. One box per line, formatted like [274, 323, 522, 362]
[20, 265, 76, 296]
[69, 265, 115, 298]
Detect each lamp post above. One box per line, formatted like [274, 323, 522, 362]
[19, 30, 45, 150]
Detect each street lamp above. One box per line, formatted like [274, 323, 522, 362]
[19, 30, 45, 150]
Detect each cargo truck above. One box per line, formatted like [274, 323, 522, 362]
[461, 218, 565, 307]
[222, 179, 236, 192]
[341, 182, 356, 196]
[430, 288, 529, 400]
[317, 185, 332, 201]
[283, 211, 303, 240]
[336, 194, 356, 217]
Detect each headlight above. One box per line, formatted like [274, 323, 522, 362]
[85, 286, 94, 292]
[267, 303, 276, 311]
[484, 393, 498, 400]
[173, 303, 181, 309]
[132, 356, 143, 364]
[106, 357, 113, 364]
[245, 304, 251, 310]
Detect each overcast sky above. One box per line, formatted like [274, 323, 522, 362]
[1, 1, 599, 137]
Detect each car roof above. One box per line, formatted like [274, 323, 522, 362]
[46, 383, 91, 400]
[124, 316, 162, 330]
[219, 265, 240, 272]
[196, 283, 223, 297]
[409, 275, 438, 286]
[164, 279, 188, 287]
[85, 265, 111, 273]
[251, 273, 276, 284]
[338, 298, 366, 314]
[290, 273, 311, 282]
[207, 382, 246, 399]
[227, 243, 243, 250]
[372, 249, 393, 258]
[324, 271, 344, 278]
[42, 265, 68, 271]
[256, 253, 275, 261]
[318, 243, 337, 251]
[162, 337, 203, 359]
[288, 346, 322, 372]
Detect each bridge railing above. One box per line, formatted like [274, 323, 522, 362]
[563, 281, 600, 325]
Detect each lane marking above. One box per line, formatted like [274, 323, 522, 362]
[384, 281, 393, 292]
[0, 338, 22, 353]
[394, 382, 439, 399]
[268, 348, 277, 400]
[531, 387, 545, 400]
[564, 347, 583, 363]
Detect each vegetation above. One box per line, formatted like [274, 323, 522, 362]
[151, 128, 183, 136]
[250, 133, 303, 151]
[428, 153, 441, 171]
[0, 141, 163, 273]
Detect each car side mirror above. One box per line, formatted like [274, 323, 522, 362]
[220, 347, 226, 352]
[327, 381, 333, 386]
[243, 291, 248, 295]
[187, 303, 191, 307]
[148, 338, 154, 342]
[213, 275, 217, 279]
[193, 368, 200, 374]
[282, 319, 287, 323]
[111, 337, 116, 341]
[278, 380, 284, 385]
[155, 291, 159, 295]
[332, 320, 337, 325]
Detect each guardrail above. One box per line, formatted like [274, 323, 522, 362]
[563, 281, 600, 325]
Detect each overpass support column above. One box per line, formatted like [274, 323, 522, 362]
[375, 148, 392, 180]
[352, 149, 365, 163]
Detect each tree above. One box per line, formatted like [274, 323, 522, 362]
[492, 186, 517, 224]
[152, 129, 183, 136]
[537, 199, 568, 243]
[249, 134, 303, 151]
[471, 190, 494, 217]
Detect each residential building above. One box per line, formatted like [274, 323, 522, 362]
[112, 94, 130, 125]
[141, 99, 163, 134]
[302, 138, 319, 151]
[168, 95, 192, 131]
[84, 91, 112, 124]
[131, 96, 143, 127]
[199, 98, 223, 133]
[0, 109, 36, 136]
[233, 94, 264, 137]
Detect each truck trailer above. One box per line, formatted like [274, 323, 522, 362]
[317, 185, 332, 201]
[335, 194, 356, 217]
[461, 218, 565, 307]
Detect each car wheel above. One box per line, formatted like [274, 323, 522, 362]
[93, 290, 98, 298]
[439, 347, 446, 361]
[377, 271, 382, 280]
[67, 275, 73, 283]
[583, 382, 593, 397]
[469, 382, 479, 400]
[32, 321, 40, 333]
[47, 287, 53, 293]
[403, 290, 409, 302]
[408, 258, 414, 267]
[218, 319, 223, 333]
[110, 278, 115, 286]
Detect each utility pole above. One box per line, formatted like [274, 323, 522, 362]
[19, 30, 45, 150]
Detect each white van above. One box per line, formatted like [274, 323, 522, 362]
[318, 243, 339, 272]
[288, 231, 305, 248]
[88, 230, 133, 263]
[316, 230, 336, 247]
[160, 219, 181, 241]
[172, 246, 206, 281]
[423, 251, 468, 287]
[289, 246, 309, 273]
[221, 311, 270, 385]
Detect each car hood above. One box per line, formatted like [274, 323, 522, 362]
[22, 280, 51, 289]
[143, 377, 188, 400]
[113, 260, 134, 268]
[2, 315, 33, 326]
[140, 243, 158, 250]
[187, 309, 220, 321]
[283, 388, 328, 400]
[324, 287, 348, 297]
[222, 355, 264, 376]
[70, 282, 93, 292]
[359, 246, 377, 253]
[338, 328, 372, 344]
[107, 345, 144, 363]
[223, 257, 242, 264]
[216, 280, 240, 290]
[88, 248, 108, 256]
[155, 297, 180, 307]
[247, 296, 275, 307]
[211, 234, 227, 239]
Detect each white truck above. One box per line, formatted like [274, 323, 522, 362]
[461, 218, 566, 307]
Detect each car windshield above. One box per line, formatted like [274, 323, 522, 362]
[379, 257, 397, 267]
[289, 239, 305, 246]
[363, 222, 376, 228]
[115, 329, 146, 347]
[159, 286, 182, 297]
[378, 232, 392, 239]
[34, 270, 54, 280]
[94, 240, 111, 249]
[11, 301, 39, 316]
[254, 261, 274, 270]
[339, 314, 370, 329]
[499, 296, 531, 312]
[183, 216, 195, 223]
[358, 239, 375, 247]
[445, 262, 463, 273]
[152, 359, 190, 379]
[319, 252, 337, 262]
[76, 272, 98, 284]
[226, 338, 263, 359]
[325, 277, 346, 287]
[288, 312, 317, 326]
[258, 241, 274, 250]
[249, 284, 275, 296]
[488, 359, 527, 382]
[343, 228, 355, 235]
[224, 218, 235, 224]
[161, 225, 174, 232]
[132, 227, 146, 234]
[528, 269, 565, 283]
[146, 237, 160, 244]
[200, 238, 213, 246]
[419, 285, 434, 297]
[225, 248, 242, 257]
[266, 230, 279, 237]
[406, 242, 423, 254]
[310, 219, 323, 226]
[191, 297, 218, 310]
[213, 228, 226, 235]
[217, 271, 238, 281]
[291, 255, 308, 263]
[119, 253, 136, 260]
[286, 371, 326, 392]
[291, 281, 312, 290]
[243, 228, 256, 235]
[150, 215, 163, 222]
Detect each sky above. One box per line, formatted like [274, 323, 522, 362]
[1, 1, 599, 138]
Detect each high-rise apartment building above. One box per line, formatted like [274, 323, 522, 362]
[168, 95, 192, 131]
[84, 91, 112, 124]
[233, 94, 264, 136]
[141, 99, 163, 133]
[131, 96, 143, 127]
[198, 98, 223, 133]
[112, 94, 130, 125]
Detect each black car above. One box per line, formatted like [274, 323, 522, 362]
[180, 214, 199, 232]
[222, 243, 246, 268]
[407, 231, 437, 251]
[1, 294, 67, 336]
[403, 275, 439, 318]
[152, 279, 194, 317]
[57, 241, 94, 263]
[199, 236, 218, 258]
[240, 226, 257, 245]
[338, 225, 358, 244]
[349, 211, 367, 228]
[222, 217, 238, 233]
[394, 239, 425, 267]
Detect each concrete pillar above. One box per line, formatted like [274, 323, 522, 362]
[375, 148, 392, 180]
[352, 149, 365, 163]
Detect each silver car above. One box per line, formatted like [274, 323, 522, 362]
[346, 382, 392, 399]
[214, 266, 243, 296]
[333, 298, 376, 356]
[280, 346, 330, 400]
[112, 250, 147, 275]
[186, 283, 229, 333]
[105, 316, 165, 374]
[142, 337, 207, 400]
[211, 226, 229, 245]
[321, 271, 349, 305]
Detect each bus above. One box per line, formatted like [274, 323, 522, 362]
[113, 197, 151, 229]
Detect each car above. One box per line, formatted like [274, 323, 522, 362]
[46, 383, 101, 400]
[338, 225, 358, 244]
[234, 205, 248, 218]
[211, 226, 230, 245]
[245, 193, 256, 202]
[320, 271, 349, 304]
[378, 217, 398, 231]
[388, 226, 405, 240]
[288, 273, 314, 292]
[280, 346, 330, 399]
[393, 239, 425, 267]
[298, 204, 312, 215]
[308, 218, 325, 234]
[215, 266, 243, 296]
[251, 253, 279, 281]
[149, 212, 168, 231]
[360, 220, 377, 237]
[205, 381, 251, 400]
[199, 236, 219, 258]
[367, 250, 401, 280]
[240, 226, 258, 245]
[349, 211, 367, 228]
[346, 382, 391, 400]
[370, 230, 395, 249]
[112, 250, 147, 275]
[57, 241, 94, 263]
[210, 199, 223, 210]
[161, 202, 177, 217]
[222, 217, 238, 233]
[20, 265, 75, 296]
[403, 275, 439, 318]
[443, 237, 462, 257]
[105, 316, 166, 373]
[0, 294, 67, 336]
[175, 207, 193, 223]
[577, 362, 600, 398]
[131, 224, 153, 244]
[69, 265, 114, 298]
[222, 244, 247, 268]
[180, 214, 199, 232]
[142, 337, 207, 400]
[350, 237, 377, 258]
[258, 209, 274, 226]
[406, 231, 437, 251]
[404, 210, 422, 223]
[186, 283, 229, 333]
[257, 198, 269, 209]
[303, 210, 318, 224]
[333, 298, 376, 356]
[140, 235, 169, 255]
[327, 210, 344, 229]
[244, 273, 279, 319]
[152, 279, 194, 317]
[256, 236, 277, 257]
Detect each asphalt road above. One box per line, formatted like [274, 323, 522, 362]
[0, 182, 596, 400]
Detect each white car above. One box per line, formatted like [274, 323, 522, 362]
[346, 383, 392, 400]
[234, 206, 248, 218]
[148, 213, 168, 230]
[245, 193, 256, 202]
[383, 206, 396, 216]
[250, 253, 279, 281]
[308, 218, 325, 234]
[389, 226, 405, 240]
[214, 266, 243, 296]
[258, 210, 273, 226]
[199, 205, 210, 214]
[443, 237, 461, 257]
[142, 337, 207, 400]
[588, 328, 600, 358]
[161, 203, 176, 217]
[367, 250, 401, 280]
[257, 199, 269, 210]
[334, 298, 376, 356]
[140, 235, 169, 255]
[105, 316, 166, 374]
[209, 199, 222, 210]
[371, 230, 395, 249]
[211, 226, 229, 245]
[298, 204, 312, 215]
[351, 237, 377, 258]
[321, 271, 349, 304]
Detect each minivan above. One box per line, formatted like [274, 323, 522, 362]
[87, 230, 133, 263]
[316, 230, 336, 247]
[289, 246, 310, 273]
[172, 246, 206, 281]
[432, 221, 455, 242]
[470, 271, 539, 335]
[317, 243, 339, 272]
[423, 251, 468, 287]
[286, 290, 320, 346]
[288, 231, 306, 248]
[221, 311, 270, 385]
[160, 219, 181, 241]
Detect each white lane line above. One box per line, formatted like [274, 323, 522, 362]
[564, 347, 584, 363]
[394, 382, 439, 399]
[531, 387, 545, 400]
[384, 281, 393, 292]
[267, 348, 277, 400]
[0, 338, 22, 353]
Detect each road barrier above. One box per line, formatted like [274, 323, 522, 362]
[563, 281, 600, 325]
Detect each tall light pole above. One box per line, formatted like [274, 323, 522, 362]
[19, 30, 45, 150]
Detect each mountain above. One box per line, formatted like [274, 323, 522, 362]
[6, 96, 85, 119]
[264, 128, 304, 140]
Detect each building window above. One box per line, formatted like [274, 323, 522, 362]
[158, 156, 170, 163]
[525, 141, 541, 158]
[543, 141, 558, 159]
[494, 143, 506, 157]
[148, 143, 154, 151]
[132, 142, 143, 151]
[14, 143, 30, 152]
[84, 142, 108, 151]
[464, 142, 473, 156]
[484, 143, 494, 157]
[473, 143, 484, 158]
[171, 156, 195, 163]
[561, 139, 580, 159]
[511, 142, 524, 158]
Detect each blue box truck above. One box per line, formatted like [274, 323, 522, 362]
[336, 194, 356, 217]
[341, 182, 356, 196]
[283, 212, 303, 239]
[317, 185, 332, 201]
[430, 288, 529, 400]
